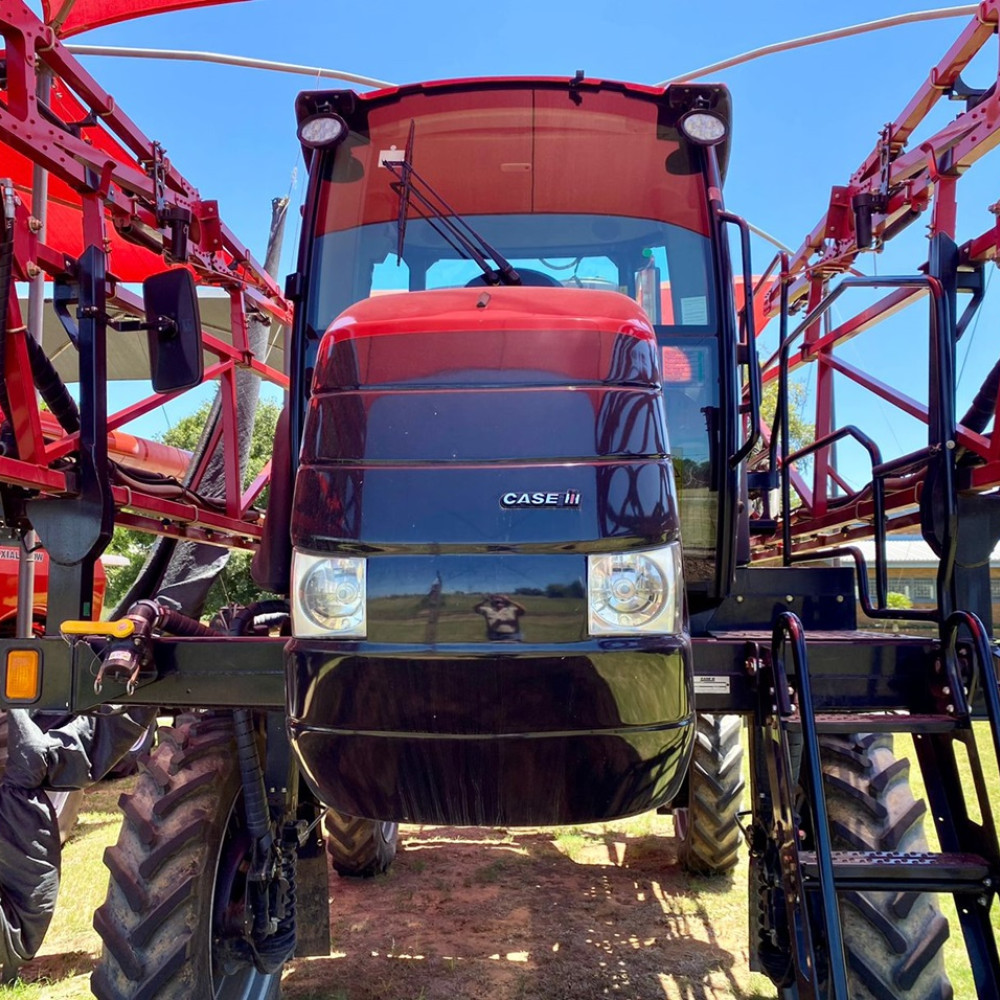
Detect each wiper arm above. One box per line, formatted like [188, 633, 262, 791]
[394, 121, 415, 265]
[383, 132, 521, 286]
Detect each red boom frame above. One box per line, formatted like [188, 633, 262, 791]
[0, 0, 290, 550]
[752, 0, 1000, 560]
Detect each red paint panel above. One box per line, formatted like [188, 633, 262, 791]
[42, 0, 246, 37]
[316, 84, 709, 237]
[314, 287, 658, 389]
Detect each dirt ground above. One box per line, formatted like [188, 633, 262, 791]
[280, 818, 775, 1000]
[12, 792, 774, 1000]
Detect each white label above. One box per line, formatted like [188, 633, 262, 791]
[694, 675, 731, 694]
[680, 296, 708, 325]
[379, 146, 405, 168]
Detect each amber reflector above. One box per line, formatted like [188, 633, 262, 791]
[5, 649, 40, 701]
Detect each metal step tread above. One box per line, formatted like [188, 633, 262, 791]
[785, 712, 962, 733]
[800, 850, 990, 890]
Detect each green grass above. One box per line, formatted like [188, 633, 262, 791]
[902, 723, 1000, 1000]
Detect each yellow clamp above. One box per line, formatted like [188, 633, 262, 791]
[61, 619, 135, 639]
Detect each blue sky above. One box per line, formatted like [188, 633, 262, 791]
[22, 2, 1000, 474]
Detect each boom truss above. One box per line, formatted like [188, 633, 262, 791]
[750, 0, 1000, 623]
[0, 0, 289, 557]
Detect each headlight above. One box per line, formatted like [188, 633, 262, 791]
[587, 543, 684, 636]
[292, 552, 366, 638]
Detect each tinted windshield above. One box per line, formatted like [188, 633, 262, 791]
[308, 214, 715, 340]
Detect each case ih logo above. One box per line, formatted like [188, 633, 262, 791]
[500, 491, 581, 509]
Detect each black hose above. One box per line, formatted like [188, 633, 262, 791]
[26, 336, 79, 434]
[230, 599, 290, 637]
[960, 356, 1000, 435]
[156, 607, 221, 638]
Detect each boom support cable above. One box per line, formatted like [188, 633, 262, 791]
[661, 5, 978, 84]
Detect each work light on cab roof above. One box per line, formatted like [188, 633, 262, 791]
[297, 112, 349, 150]
[679, 110, 727, 146]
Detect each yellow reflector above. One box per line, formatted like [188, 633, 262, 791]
[5, 649, 40, 701]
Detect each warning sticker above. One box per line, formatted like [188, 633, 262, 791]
[694, 675, 731, 695]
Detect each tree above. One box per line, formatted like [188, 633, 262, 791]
[760, 377, 814, 456]
[103, 400, 282, 617]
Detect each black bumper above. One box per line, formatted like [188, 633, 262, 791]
[287, 639, 693, 826]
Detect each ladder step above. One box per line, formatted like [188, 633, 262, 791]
[786, 713, 962, 734]
[800, 850, 990, 893]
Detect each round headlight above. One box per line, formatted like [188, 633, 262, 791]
[680, 111, 727, 146]
[589, 552, 667, 630]
[297, 113, 349, 150]
[297, 556, 366, 635]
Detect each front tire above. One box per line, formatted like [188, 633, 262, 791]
[676, 713, 745, 874]
[91, 713, 282, 1000]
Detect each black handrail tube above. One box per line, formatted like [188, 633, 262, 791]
[771, 612, 850, 1000]
[789, 546, 937, 622]
[721, 211, 762, 467]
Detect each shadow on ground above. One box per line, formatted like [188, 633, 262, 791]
[281, 822, 773, 1000]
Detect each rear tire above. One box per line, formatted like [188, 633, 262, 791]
[91, 713, 283, 1000]
[323, 808, 398, 877]
[676, 713, 745, 874]
[821, 733, 952, 1000]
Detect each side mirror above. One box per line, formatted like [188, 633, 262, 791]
[142, 269, 203, 393]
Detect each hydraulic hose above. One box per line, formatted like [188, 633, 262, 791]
[25, 336, 80, 435]
[961, 356, 1000, 435]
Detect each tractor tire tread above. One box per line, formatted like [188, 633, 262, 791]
[323, 808, 398, 878]
[93, 712, 281, 1000]
[678, 713, 745, 875]
[822, 733, 951, 1000]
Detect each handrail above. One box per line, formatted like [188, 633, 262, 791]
[770, 611, 850, 1000]
[720, 211, 762, 466]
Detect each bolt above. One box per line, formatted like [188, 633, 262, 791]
[27, 216, 42, 233]
[736, 595, 744, 603]
[836, 595, 844, 603]
[943, 686, 951, 696]
[786, 595, 795, 603]
[946, 440, 956, 450]
[947, 704, 955, 714]
[25, 262, 41, 278]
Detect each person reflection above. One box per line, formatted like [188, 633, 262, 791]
[474, 593, 526, 641]
[420, 572, 444, 644]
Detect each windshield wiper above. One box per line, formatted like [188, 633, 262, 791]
[383, 124, 521, 286]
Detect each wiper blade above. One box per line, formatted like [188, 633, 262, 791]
[383, 126, 521, 286]
[394, 120, 415, 265]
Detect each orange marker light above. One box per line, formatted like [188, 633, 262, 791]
[5, 649, 40, 702]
